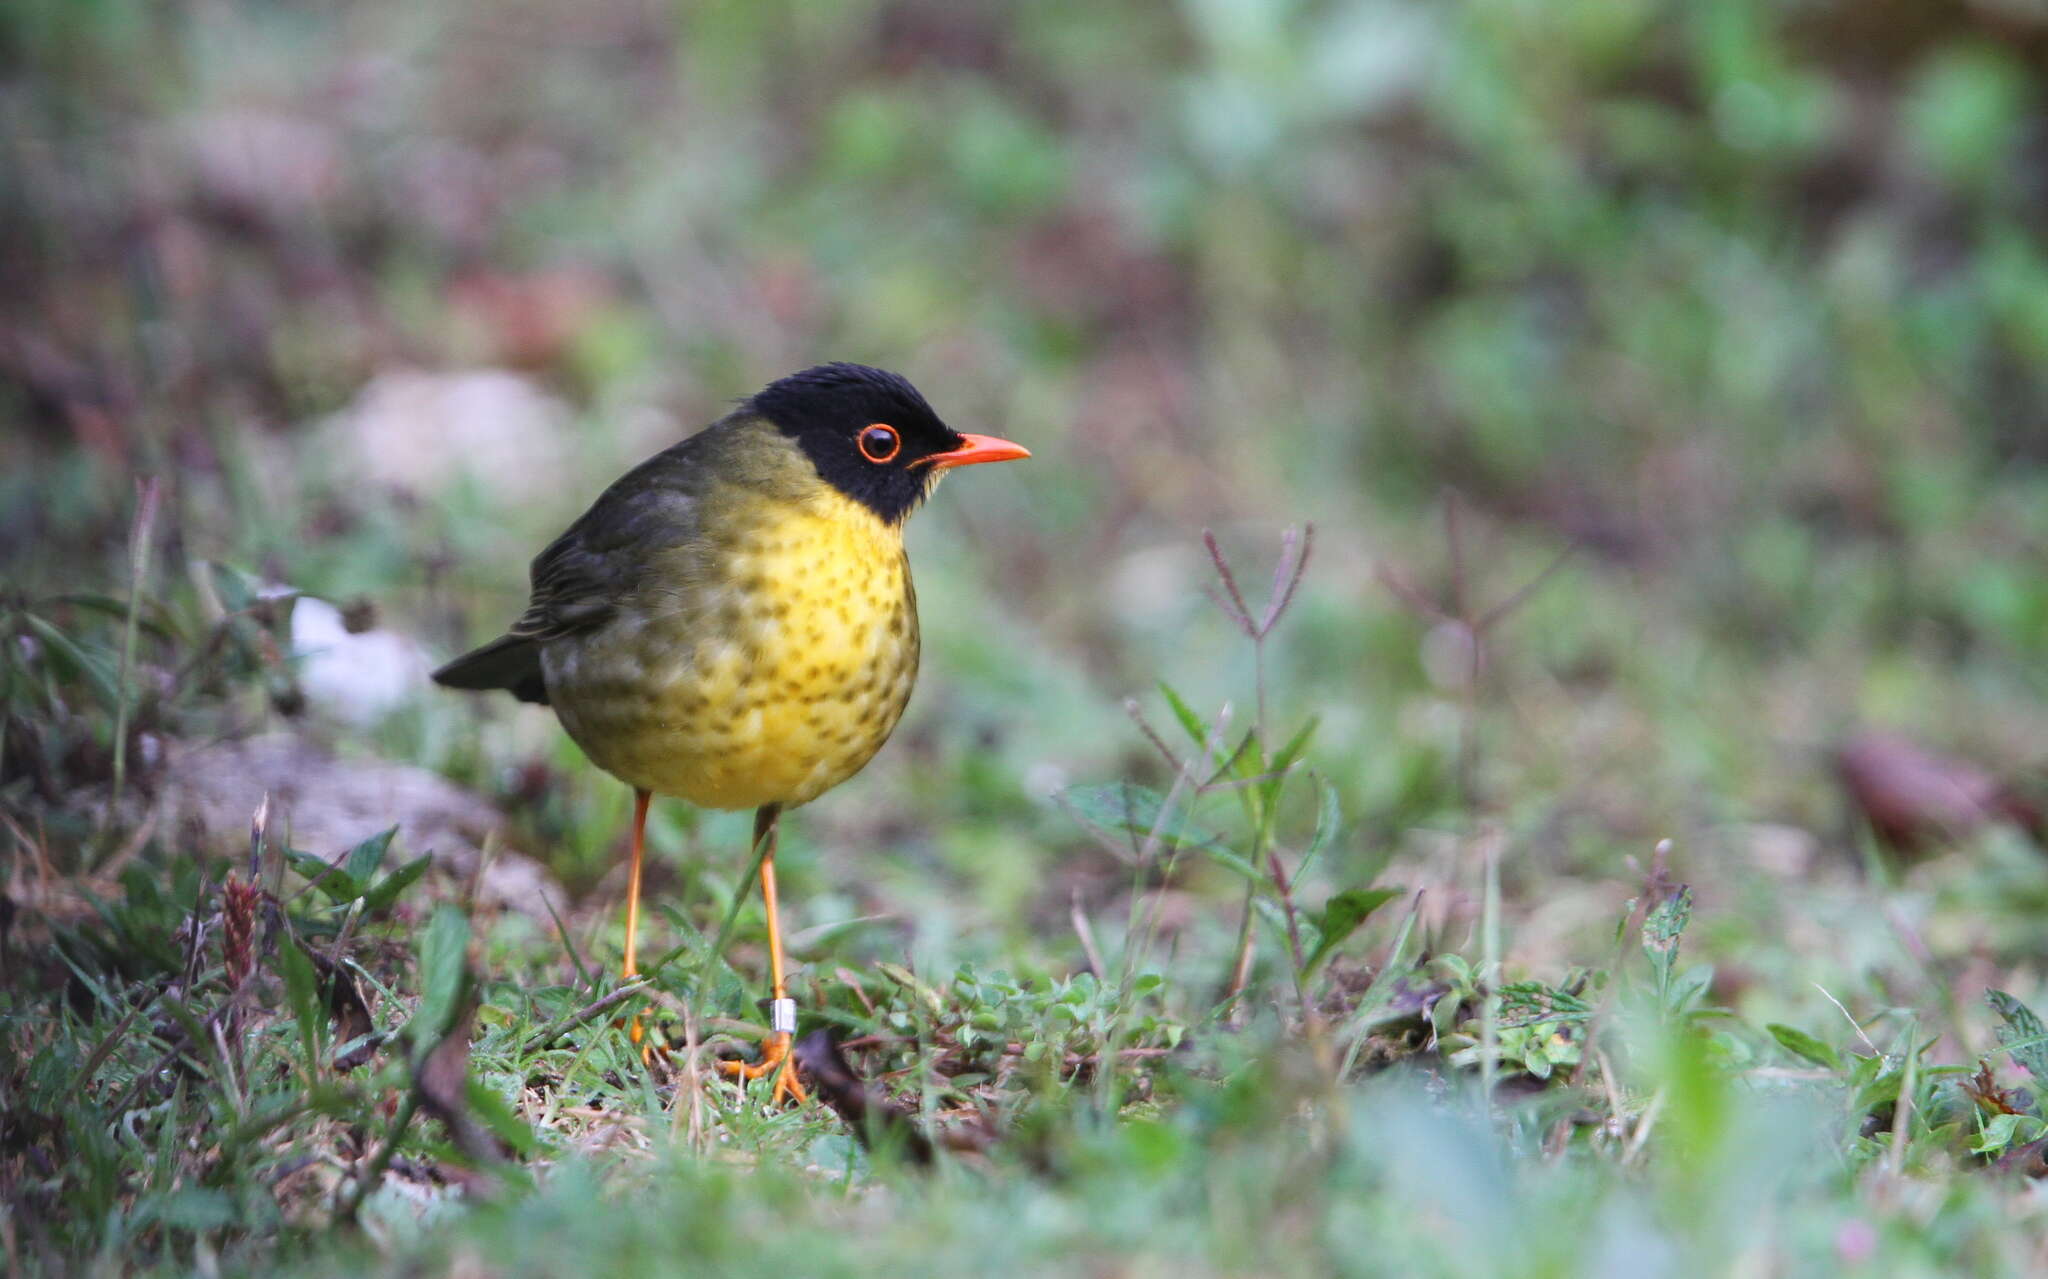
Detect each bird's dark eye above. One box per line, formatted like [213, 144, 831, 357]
[858, 424, 901, 463]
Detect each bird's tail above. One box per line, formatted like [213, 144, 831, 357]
[432, 632, 550, 705]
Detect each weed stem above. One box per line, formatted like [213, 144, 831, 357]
[107, 476, 161, 834]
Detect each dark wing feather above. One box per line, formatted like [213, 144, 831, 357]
[512, 453, 704, 642]
[433, 432, 715, 703]
[431, 631, 550, 703]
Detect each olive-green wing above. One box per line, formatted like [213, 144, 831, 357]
[518, 462, 703, 638]
[432, 434, 714, 704]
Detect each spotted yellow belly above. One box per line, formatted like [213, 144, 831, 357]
[540, 489, 919, 810]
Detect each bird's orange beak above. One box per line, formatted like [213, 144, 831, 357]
[928, 433, 1031, 470]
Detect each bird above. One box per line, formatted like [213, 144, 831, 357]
[432, 363, 1029, 1102]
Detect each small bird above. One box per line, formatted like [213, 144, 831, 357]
[434, 364, 1029, 1100]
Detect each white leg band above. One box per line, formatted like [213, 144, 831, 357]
[770, 997, 798, 1035]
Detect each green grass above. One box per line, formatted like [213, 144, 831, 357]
[11, 540, 2048, 1276]
[10, 0, 2048, 1274]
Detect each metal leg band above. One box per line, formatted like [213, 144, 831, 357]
[770, 997, 798, 1035]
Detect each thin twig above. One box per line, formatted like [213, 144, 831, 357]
[1375, 494, 1576, 816]
[1374, 563, 1450, 622]
[1445, 491, 1467, 620]
[521, 979, 653, 1054]
[1071, 889, 1107, 980]
[1201, 530, 1254, 636]
[1257, 523, 1315, 635]
[1265, 846, 1310, 1007]
[540, 888, 596, 991]
[1814, 982, 1883, 1058]
[1475, 545, 1576, 633]
[1125, 698, 1184, 774]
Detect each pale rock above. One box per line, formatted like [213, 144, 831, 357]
[157, 732, 561, 919]
[322, 368, 576, 507]
[290, 595, 433, 725]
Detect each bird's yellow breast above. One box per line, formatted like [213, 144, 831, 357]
[542, 487, 919, 810]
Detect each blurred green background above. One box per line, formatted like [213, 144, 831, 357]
[17, 2, 2048, 1273]
[8, 0, 2048, 1036]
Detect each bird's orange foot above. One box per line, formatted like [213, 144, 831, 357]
[629, 1013, 657, 1066]
[616, 1011, 667, 1067]
[719, 1031, 808, 1105]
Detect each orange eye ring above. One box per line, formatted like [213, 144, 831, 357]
[858, 423, 901, 463]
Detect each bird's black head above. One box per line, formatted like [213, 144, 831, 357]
[751, 363, 1029, 524]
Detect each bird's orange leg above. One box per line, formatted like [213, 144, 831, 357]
[624, 787, 652, 1054]
[720, 803, 807, 1104]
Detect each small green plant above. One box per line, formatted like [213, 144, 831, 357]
[1437, 962, 1592, 1081]
[1059, 525, 1402, 1043]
